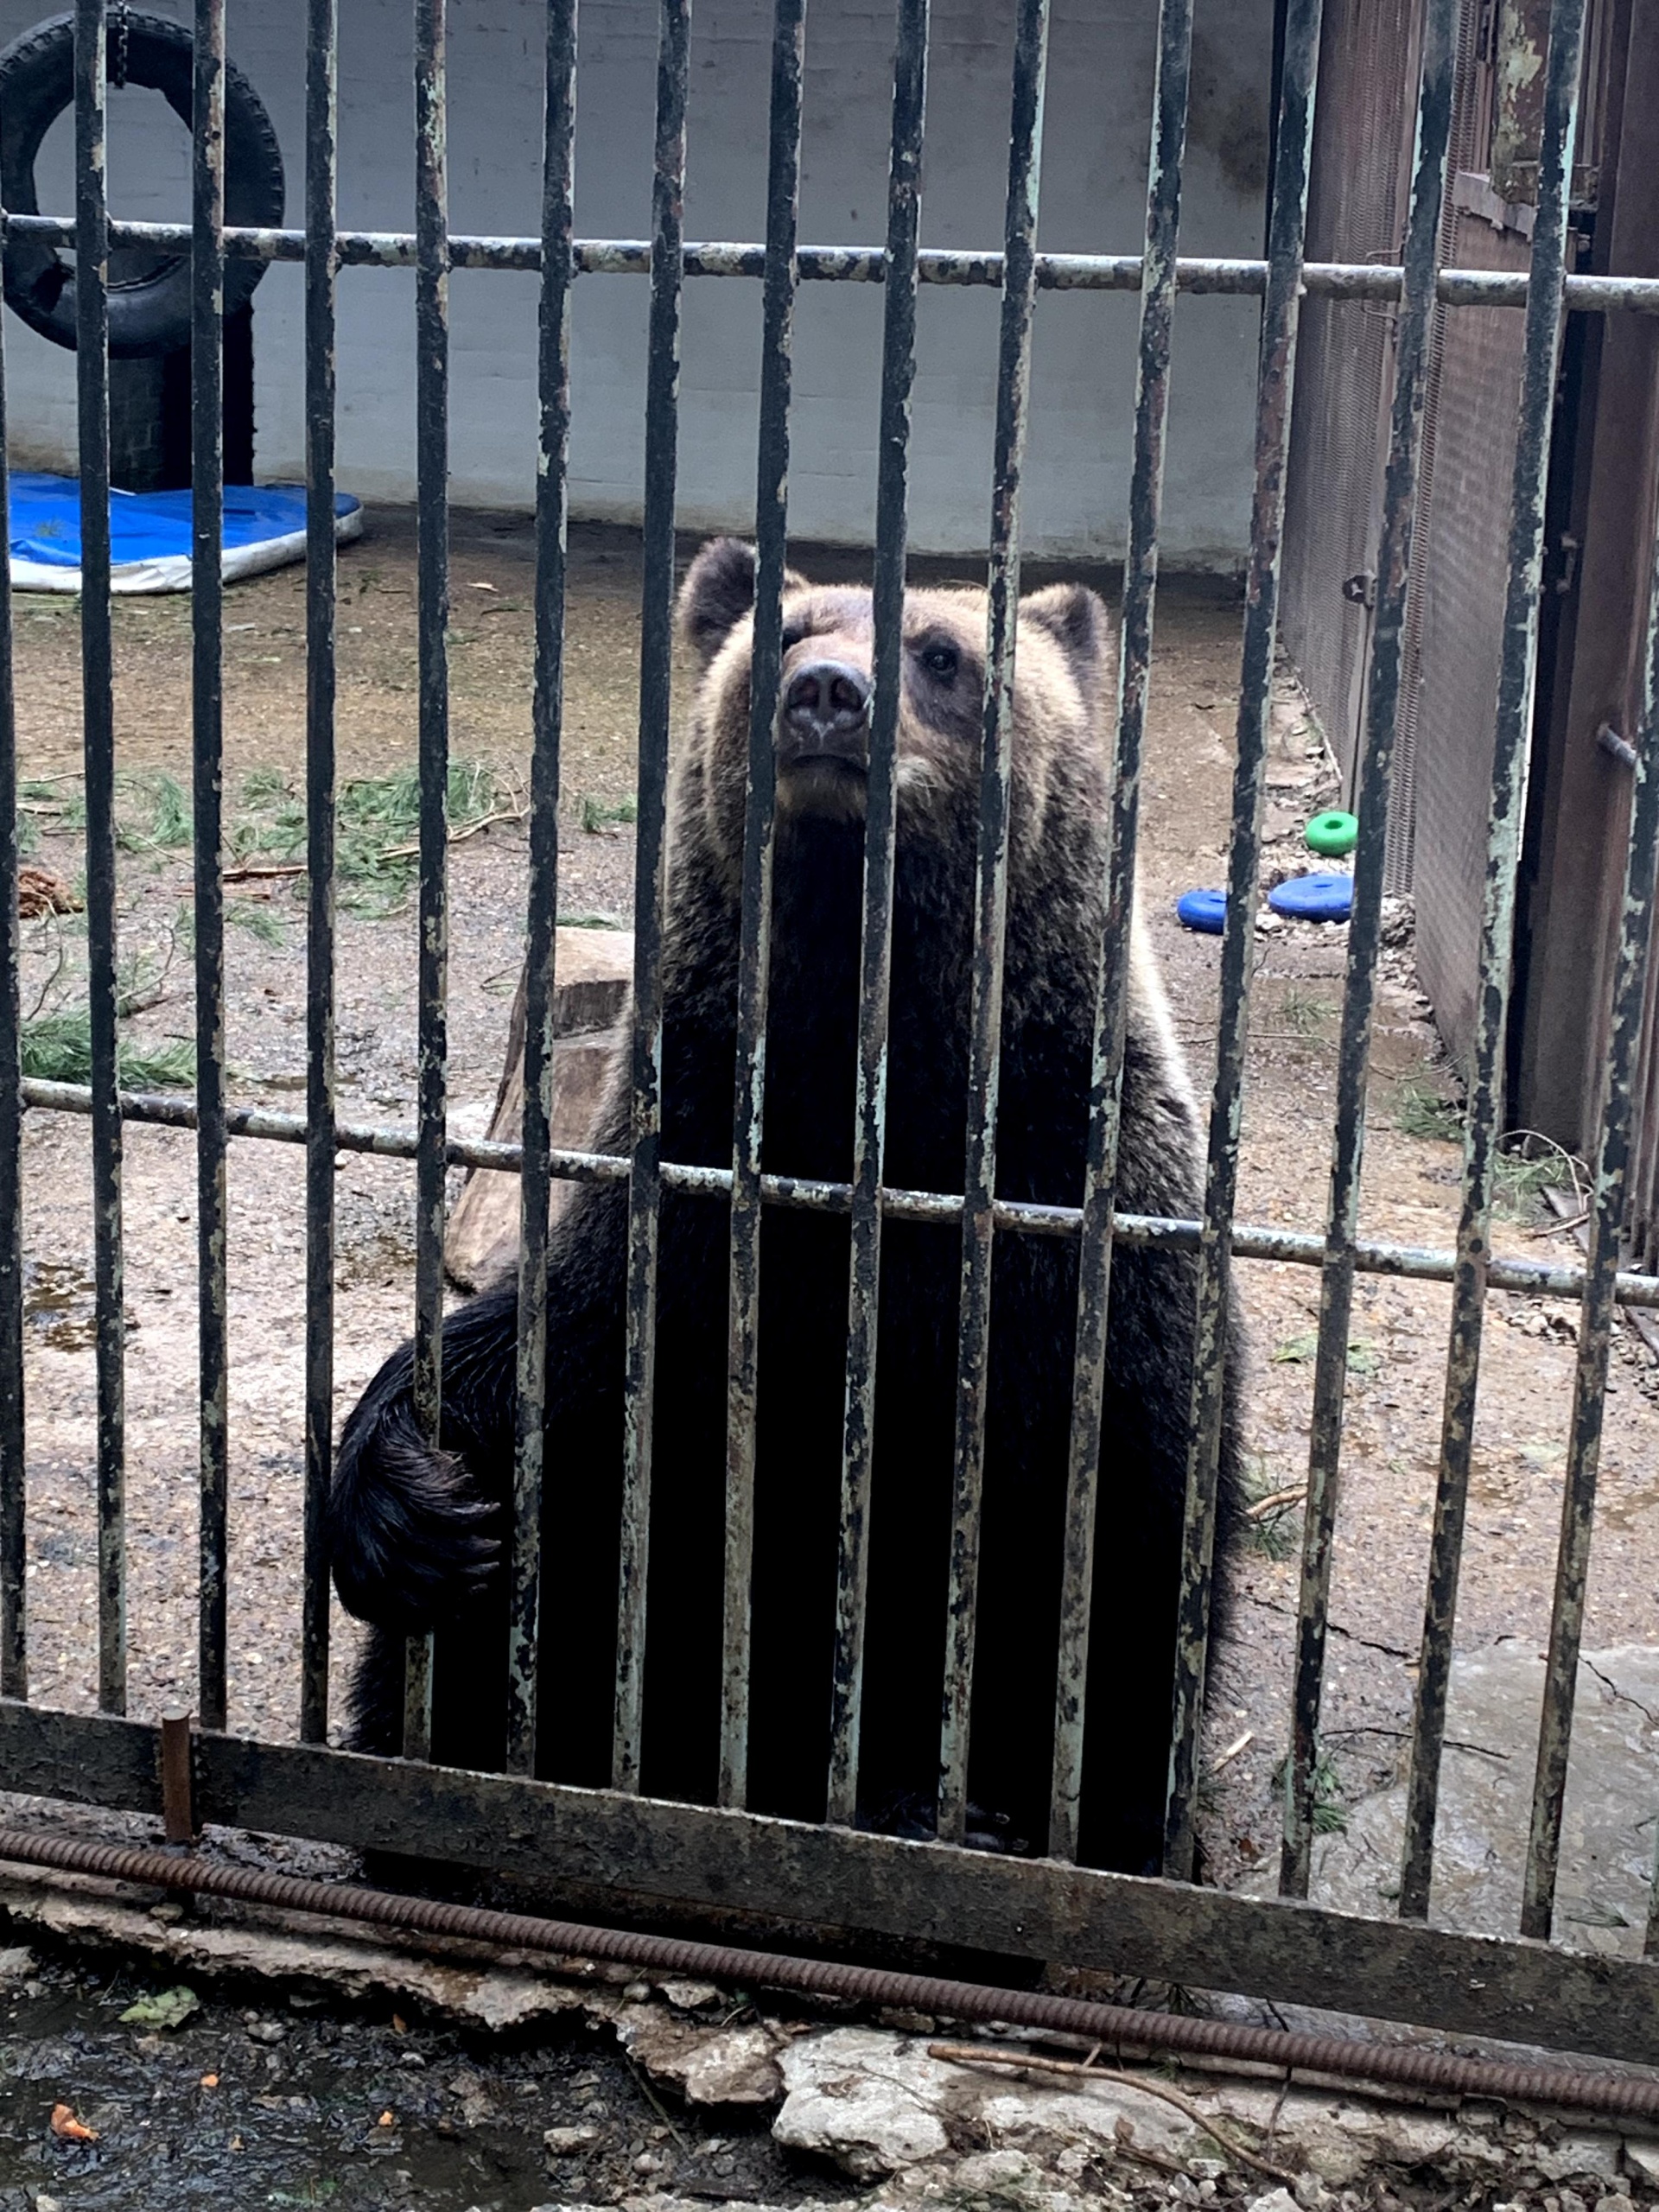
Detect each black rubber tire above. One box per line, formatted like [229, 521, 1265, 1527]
[0, 10, 285, 358]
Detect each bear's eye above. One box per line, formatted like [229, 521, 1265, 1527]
[919, 641, 959, 682]
[781, 623, 806, 653]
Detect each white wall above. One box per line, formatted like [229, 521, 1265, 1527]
[0, 0, 1274, 563]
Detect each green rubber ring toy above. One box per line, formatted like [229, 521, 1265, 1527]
[1306, 810, 1358, 858]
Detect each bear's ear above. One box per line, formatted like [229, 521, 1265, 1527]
[678, 537, 759, 664]
[1020, 582, 1109, 688]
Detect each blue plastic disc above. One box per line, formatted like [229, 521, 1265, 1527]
[1177, 888, 1227, 934]
[1268, 871, 1354, 922]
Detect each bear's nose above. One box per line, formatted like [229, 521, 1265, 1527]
[779, 658, 871, 766]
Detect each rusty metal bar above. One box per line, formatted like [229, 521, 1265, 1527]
[720, 0, 805, 1813]
[0, 230, 22, 1705]
[938, 0, 1050, 1848]
[1279, 0, 1456, 1901]
[191, 0, 230, 1739]
[159, 1714, 194, 1846]
[613, 0, 689, 1796]
[74, 0, 126, 1721]
[405, 0, 451, 1766]
[1163, 0, 1324, 1883]
[507, 0, 579, 1783]
[26, 1071, 1659, 1305]
[1519, 443, 1659, 1944]
[15, 213, 1659, 311]
[3, 1818, 1659, 2116]
[1049, 0, 1192, 1866]
[824, 0, 929, 1830]
[300, 0, 339, 1748]
[1398, 0, 1586, 1927]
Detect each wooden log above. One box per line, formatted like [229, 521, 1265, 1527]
[444, 928, 633, 1291]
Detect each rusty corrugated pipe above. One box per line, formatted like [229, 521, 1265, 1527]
[0, 1825, 1656, 2124]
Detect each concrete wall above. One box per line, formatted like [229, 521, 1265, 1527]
[0, 0, 1274, 563]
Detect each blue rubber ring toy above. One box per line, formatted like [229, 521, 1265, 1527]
[1177, 888, 1227, 934]
[1268, 871, 1354, 922]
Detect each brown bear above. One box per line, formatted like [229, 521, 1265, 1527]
[329, 537, 1242, 1876]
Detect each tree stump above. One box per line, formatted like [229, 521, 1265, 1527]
[443, 927, 634, 1291]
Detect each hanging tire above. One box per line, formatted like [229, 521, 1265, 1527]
[0, 10, 285, 358]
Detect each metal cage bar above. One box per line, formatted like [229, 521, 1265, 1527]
[405, 0, 452, 1765]
[719, 0, 805, 1813]
[73, 0, 126, 1720]
[1397, 0, 1586, 1927]
[1163, 0, 1325, 1883]
[937, 0, 1050, 1849]
[823, 0, 928, 1831]
[1049, 0, 1192, 1867]
[0, 233, 20, 1704]
[300, 0, 340, 1747]
[1519, 517, 1659, 1943]
[507, 0, 579, 1783]
[612, 0, 689, 1796]
[1278, 0, 1456, 1901]
[192, 0, 231, 1739]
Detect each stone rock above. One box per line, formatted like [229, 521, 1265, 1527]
[773, 2031, 951, 2179]
[659, 1980, 721, 2012]
[1236, 1646, 1659, 1952]
[1246, 2192, 1301, 2212]
[543, 2122, 602, 2154]
[1624, 2141, 1659, 2183]
[1532, 2134, 1624, 2183]
[0, 1946, 35, 1989]
[619, 2006, 784, 2107]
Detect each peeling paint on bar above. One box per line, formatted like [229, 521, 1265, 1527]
[507, 0, 578, 1784]
[406, 0, 451, 1769]
[824, 0, 928, 1834]
[613, 0, 689, 1798]
[938, 0, 1050, 1852]
[721, 0, 805, 1815]
[1398, 0, 1587, 1929]
[300, 0, 339, 1751]
[10, 213, 1659, 312]
[1164, 0, 1324, 1887]
[73, 0, 127, 1722]
[192, 0, 231, 1742]
[1520, 346, 1659, 1944]
[0, 193, 21, 1703]
[1279, 0, 1456, 1904]
[1050, 0, 1192, 1868]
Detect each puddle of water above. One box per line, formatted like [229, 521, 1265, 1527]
[20, 1262, 143, 1354]
[22, 1263, 98, 1355]
[0, 1955, 831, 2212]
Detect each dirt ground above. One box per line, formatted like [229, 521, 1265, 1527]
[11, 507, 1659, 1926]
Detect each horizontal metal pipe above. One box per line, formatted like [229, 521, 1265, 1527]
[8, 216, 1659, 310]
[0, 1822, 1656, 2123]
[19, 1075, 1659, 1303]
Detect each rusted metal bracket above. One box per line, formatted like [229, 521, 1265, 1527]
[159, 1713, 196, 1847]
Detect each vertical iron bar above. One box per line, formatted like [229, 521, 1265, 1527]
[612, 0, 689, 1794]
[937, 0, 1049, 1847]
[300, 0, 339, 1745]
[0, 240, 21, 1703]
[719, 0, 805, 1811]
[1279, 0, 1455, 1898]
[1049, 0, 1192, 1864]
[506, 0, 578, 1779]
[75, 0, 125, 1719]
[1519, 512, 1659, 1942]
[192, 0, 229, 1738]
[406, 0, 450, 1764]
[1398, 0, 1586, 1923]
[1162, 0, 1324, 1882]
[824, 0, 929, 1828]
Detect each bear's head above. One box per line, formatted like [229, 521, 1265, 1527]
[672, 537, 1115, 905]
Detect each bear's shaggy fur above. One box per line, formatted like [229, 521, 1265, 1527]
[329, 539, 1242, 1874]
